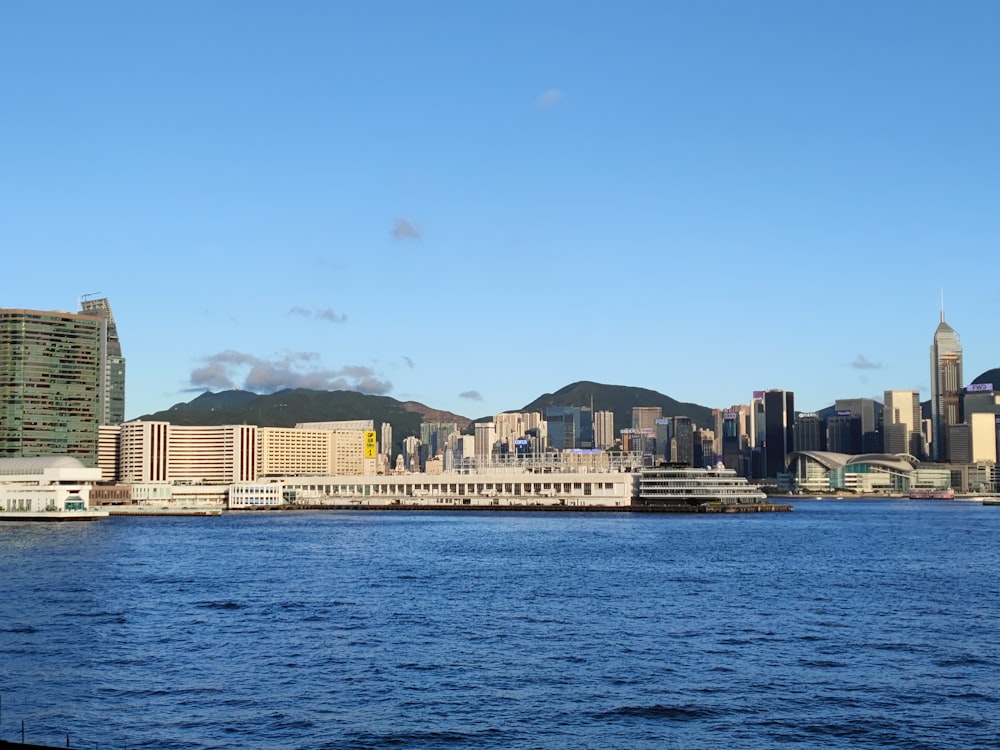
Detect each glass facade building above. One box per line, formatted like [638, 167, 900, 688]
[0, 309, 102, 466]
[930, 310, 963, 461]
[80, 297, 126, 425]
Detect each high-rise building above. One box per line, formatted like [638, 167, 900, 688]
[380, 422, 393, 461]
[834, 398, 881, 452]
[826, 413, 861, 454]
[694, 428, 715, 468]
[0, 308, 103, 465]
[721, 411, 744, 473]
[474, 422, 496, 465]
[593, 410, 615, 449]
[420, 422, 457, 461]
[670, 416, 694, 466]
[762, 389, 794, 478]
[545, 406, 593, 450]
[883, 390, 922, 457]
[79, 296, 126, 425]
[930, 306, 963, 461]
[794, 413, 825, 452]
[632, 406, 662, 433]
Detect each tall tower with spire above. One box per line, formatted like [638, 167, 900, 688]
[930, 298, 963, 462]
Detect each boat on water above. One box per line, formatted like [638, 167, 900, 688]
[106, 504, 222, 516]
[0, 507, 110, 521]
[635, 462, 789, 512]
[907, 488, 956, 500]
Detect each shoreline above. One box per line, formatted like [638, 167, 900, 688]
[227, 501, 793, 514]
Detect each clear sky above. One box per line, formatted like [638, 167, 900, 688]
[2, 1, 997, 421]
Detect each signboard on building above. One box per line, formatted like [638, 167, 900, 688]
[968, 383, 994, 393]
[364, 430, 377, 458]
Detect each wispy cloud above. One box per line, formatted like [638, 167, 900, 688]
[537, 88, 565, 108]
[190, 350, 392, 395]
[850, 354, 883, 370]
[459, 390, 483, 401]
[391, 218, 422, 242]
[289, 307, 348, 323]
[402, 355, 415, 368]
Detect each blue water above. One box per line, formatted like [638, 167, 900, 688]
[1, 500, 999, 749]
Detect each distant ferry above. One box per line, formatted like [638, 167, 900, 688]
[907, 488, 955, 500]
[636, 462, 784, 510]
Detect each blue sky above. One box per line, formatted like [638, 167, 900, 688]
[2, 1, 997, 421]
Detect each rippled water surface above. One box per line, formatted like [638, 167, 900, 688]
[2, 500, 999, 749]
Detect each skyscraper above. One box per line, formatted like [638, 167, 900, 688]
[834, 397, 881, 452]
[79, 296, 126, 425]
[930, 306, 963, 461]
[670, 416, 694, 466]
[0, 308, 102, 465]
[883, 390, 922, 457]
[631, 406, 662, 432]
[593, 410, 615, 449]
[762, 389, 794, 478]
[794, 412, 825, 452]
[545, 406, 593, 450]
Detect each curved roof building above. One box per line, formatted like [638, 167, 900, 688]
[0, 456, 88, 476]
[787, 451, 916, 493]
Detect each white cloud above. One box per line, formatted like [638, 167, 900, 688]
[190, 351, 392, 395]
[288, 307, 347, 323]
[850, 354, 883, 370]
[537, 88, 565, 108]
[391, 218, 422, 241]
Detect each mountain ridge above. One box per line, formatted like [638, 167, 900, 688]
[141, 382, 720, 453]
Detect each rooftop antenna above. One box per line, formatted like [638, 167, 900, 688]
[940, 287, 945, 323]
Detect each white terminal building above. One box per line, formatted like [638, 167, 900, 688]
[0, 456, 108, 520]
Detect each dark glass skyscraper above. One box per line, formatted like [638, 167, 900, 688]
[80, 297, 126, 425]
[763, 389, 794, 478]
[0, 308, 102, 465]
[545, 406, 594, 450]
[793, 413, 825, 452]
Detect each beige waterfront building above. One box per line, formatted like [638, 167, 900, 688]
[118, 420, 371, 484]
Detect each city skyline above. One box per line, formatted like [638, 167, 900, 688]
[3, 2, 997, 421]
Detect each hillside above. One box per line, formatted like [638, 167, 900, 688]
[141, 389, 473, 455]
[518, 381, 715, 433]
[141, 382, 720, 453]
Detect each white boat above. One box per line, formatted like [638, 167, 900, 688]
[0, 507, 110, 522]
[636, 462, 783, 511]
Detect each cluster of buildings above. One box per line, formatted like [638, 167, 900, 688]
[0, 299, 997, 514]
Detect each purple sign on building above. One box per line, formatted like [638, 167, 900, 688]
[968, 383, 994, 393]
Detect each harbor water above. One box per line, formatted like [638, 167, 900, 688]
[1, 499, 998, 749]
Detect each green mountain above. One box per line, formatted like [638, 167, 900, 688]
[518, 381, 715, 435]
[141, 382, 719, 455]
[140, 388, 473, 456]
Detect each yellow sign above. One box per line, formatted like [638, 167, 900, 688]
[364, 430, 377, 458]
